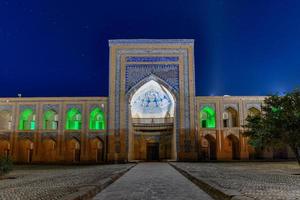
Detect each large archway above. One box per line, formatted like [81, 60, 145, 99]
[65, 139, 81, 163]
[88, 138, 104, 162]
[225, 134, 240, 160]
[0, 140, 10, 158]
[127, 78, 177, 161]
[201, 135, 217, 160]
[17, 139, 34, 163]
[41, 139, 57, 162]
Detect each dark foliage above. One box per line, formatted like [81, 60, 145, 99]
[0, 156, 13, 176]
[244, 89, 300, 165]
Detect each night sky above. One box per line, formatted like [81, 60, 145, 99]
[1, 0, 300, 97]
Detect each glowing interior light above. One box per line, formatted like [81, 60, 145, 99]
[89, 108, 105, 130]
[19, 108, 36, 130]
[65, 108, 82, 130]
[200, 106, 216, 128]
[130, 80, 174, 118]
[30, 121, 36, 130]
[43, 110, 57, 130]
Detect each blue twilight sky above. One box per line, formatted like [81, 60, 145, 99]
[0, 0, 300, 97]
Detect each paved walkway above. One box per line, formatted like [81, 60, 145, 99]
[93, 162, 213, 200]
[0, 164, 134, 200]
[173, 162, 300, 200]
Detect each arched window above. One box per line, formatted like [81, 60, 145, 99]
[43, 110, 58, 130]
[0, 110, 12, 130]
[248, 107, 261, 117]
[224, 107, 239, 128]
[19, 109, 36, 130]
[89, 108, 105, 130]
[65, 108, 82, 130]
[200, 106, 216, 128]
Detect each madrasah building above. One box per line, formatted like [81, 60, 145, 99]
[0, 39, 295, 163]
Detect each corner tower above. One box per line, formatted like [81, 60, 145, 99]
[108, 39, 196, 162]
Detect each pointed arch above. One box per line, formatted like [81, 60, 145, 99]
[43, 109, 58, 130]
[18, 139, 34, 163]
[200, 106, 216, 128]
[126, 74, 178, 161]
[88, 137, 104, 162]
[0, 110, 12, 130]
[201, 134, 217, 160]
[226, 134, 240, 160]
[129, 79, 175, 118]
[65, 108, 82, 130]
[248, 107, 261, 116]
[127, 74, 178, 101]
[19, 109, 36, 130]
[223, 107, 239, 127]
[65, 138, 81, 162]
[89, 108, 105, 130]
[0, 140, 10, 158]
[41, 138, 57, 162]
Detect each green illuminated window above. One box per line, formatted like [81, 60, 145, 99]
[89, 108, 105, 130]
[200, 106, 216, 128]
[19, 109, 36, 130]
[43, 110, 58, 130]
[65, 108, 82, 130]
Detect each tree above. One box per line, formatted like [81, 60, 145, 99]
[244, 89, 300, 165]
[0, 156, 13, 176]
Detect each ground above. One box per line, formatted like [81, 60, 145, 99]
[1, 162, 300, 200]
[172, 162, 300, 200]
[0, 164, 134, 200]
[93, 162, 212, 200]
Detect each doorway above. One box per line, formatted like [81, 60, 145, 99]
[227, 135, 240, 160]
[147, 143, 159, 161]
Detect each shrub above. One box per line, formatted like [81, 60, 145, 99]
[0, 156, 13, 176]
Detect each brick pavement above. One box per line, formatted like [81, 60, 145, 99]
[172, 162, 300, 200]
[93, 162, 213, 200]
[0, 164, 134, 200]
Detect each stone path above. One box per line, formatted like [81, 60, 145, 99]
[0, 164, 134, 200]
[173, 162, 300, 200]
[93, 162, 213, 200]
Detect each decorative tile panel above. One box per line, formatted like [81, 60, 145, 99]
[246, 103, 262, 111]
[42, 104, 59, 112]
[0, 132, 10, 140]
[19, 105, 36, 113]
[66, 104, 82, 112]
[18, 132, 34, 141]
[89, 104, 104, 112]
[200, 104, 216, 111]
[109, 39, 194, 46]
[112, 46, 192, 154]
[65, 132, 80, 141]
[144, 135, 160, 143]
[224, 104, 239, 111]
[87, 132, 104, 140]
[41, 132, 57, 141]
[126, 56, 179, 62]
[0, 105, 13, 111]
[125, 64, 179, 92]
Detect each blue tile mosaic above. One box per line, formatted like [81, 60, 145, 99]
[126, 56, 179, 62]
[125, 64, 179, 92]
